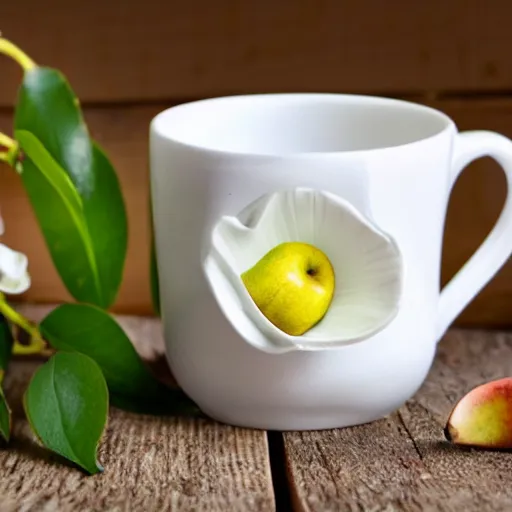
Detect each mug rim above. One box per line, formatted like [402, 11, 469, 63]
[151, 93, 455, 158]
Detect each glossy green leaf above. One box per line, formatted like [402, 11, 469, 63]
[0, 388, 10, 442]
[15, 68, 90, 189]
[150, 240, 160, 317]
[85, 143, 127, 306]
[16, 131, 101, 304]
[148, 194, 160, 316]
[0, 315, 13, 373]
[0, 315, 13, 442]
[149, 202, 161, 317]
[15, 131, 83, 212]
[14, 66, 127, 308]
[40, 303, 168, 404]
[110, 388, 201, 417]
[24, 352, 108, 474]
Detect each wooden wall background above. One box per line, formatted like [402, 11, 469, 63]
[0, 0, 510, 326]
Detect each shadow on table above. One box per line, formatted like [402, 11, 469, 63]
[416, 439, 512, 456]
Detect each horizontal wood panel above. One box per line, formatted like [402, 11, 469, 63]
[0, 0, 511, 105]
[0, 98, 511, 325]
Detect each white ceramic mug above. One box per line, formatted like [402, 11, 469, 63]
[150, 94, 512, 430]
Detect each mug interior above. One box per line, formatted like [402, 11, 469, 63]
[152, 94, 452, 155]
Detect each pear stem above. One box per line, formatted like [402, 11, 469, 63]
[0, 37, 36, 71]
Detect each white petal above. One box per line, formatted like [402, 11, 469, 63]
[204, 188, 403, 353]
[0, 271, 31, 294]
[0, 243, 30, 295]
[0, 243, 28, 279]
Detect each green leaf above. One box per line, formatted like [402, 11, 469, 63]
[149, 195, 160, 316]
[0, 389, 11, 443]
[0, 315, 13, 373]
[40, 304, 167, 404]
[15, 68, 91, 190]
[110, 388, 201, 417]
[14, 67, 127, 308]
[16, 131, 101, 304]
[24, 352, 108, 474]
[0, 315, 13, 442]
[150, 243, 160, 316]
[16, 131, 83, 212]
[85, 143, 128, 307]
[150, 228, 161, 317]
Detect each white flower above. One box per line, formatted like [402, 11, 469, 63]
[0, 215, 30, 295]
[204, 188, 403, 354]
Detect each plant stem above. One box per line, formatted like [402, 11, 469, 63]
[0, 133, 19, 168]
[0, 146, 20, 168]
[0, 38, 36, 71]
[0, 295, 45, 355]
[0, 133, 15, 150]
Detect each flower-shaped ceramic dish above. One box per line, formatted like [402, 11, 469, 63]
[204, 188, 403, 354]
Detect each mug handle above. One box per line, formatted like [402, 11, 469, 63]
[437, 130, 512, 340]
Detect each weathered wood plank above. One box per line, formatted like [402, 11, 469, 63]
[0, 0, 511, 106]
[0, 99, 511, 325]
[0, 308, 275, 511]
[284, 330, 512, 511]
[284, 413, 429, 512]
[398, 330, 512, 510]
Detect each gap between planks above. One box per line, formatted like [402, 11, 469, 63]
[283, 329, 512, 512]
[0, 305, 277, 512]
[6, 90, 512, 113]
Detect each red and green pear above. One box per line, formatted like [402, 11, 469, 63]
[445, 377, 512, 449]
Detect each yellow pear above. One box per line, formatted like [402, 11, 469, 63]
[241, 242, 335, 336]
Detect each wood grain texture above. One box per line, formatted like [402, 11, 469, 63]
[2, 306, 512, 510]
[0, 307, 275, 512]
[284, 329, 512, 512]
[0, 99, 511, 324]
[0, 0, 511, 106]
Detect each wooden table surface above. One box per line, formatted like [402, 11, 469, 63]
[0, 306, 511, 512]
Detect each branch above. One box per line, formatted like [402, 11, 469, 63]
[0, 133, 15, 150]
[0, 134, 19, 168]
[0, 36, 36, 71]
